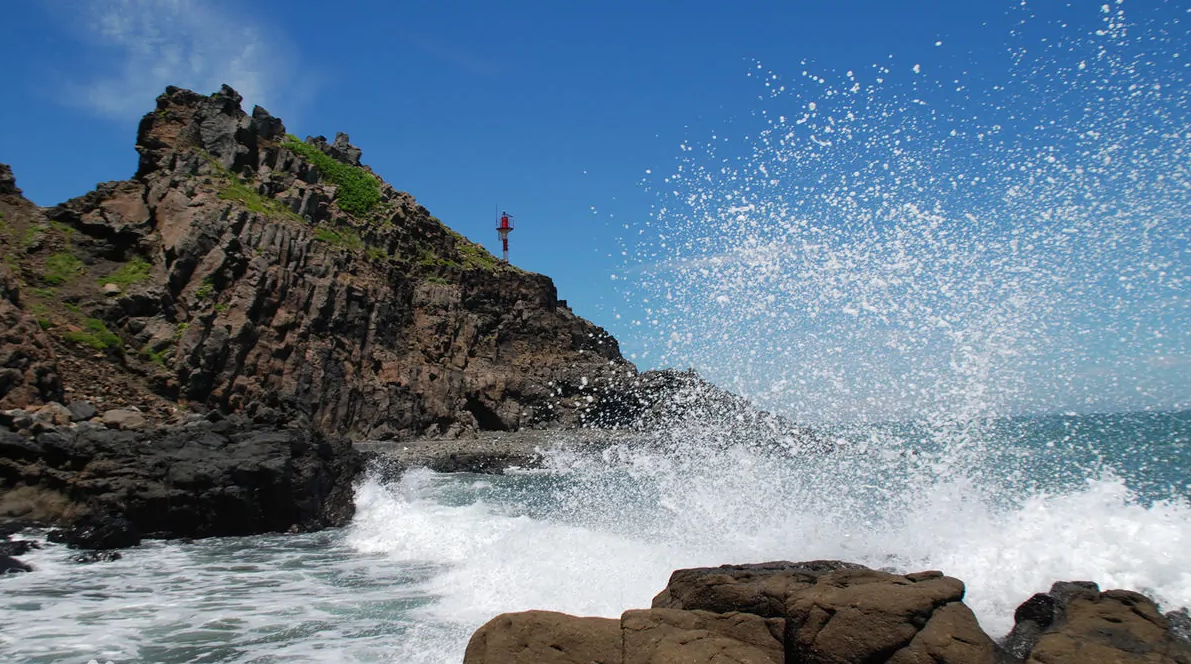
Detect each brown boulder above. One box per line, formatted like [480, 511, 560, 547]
[652, 560, 866, 617]
[622, 608, 785, 664]
[653, 561, 998, 664]
[783, 568, 997, 664]
[463, 610, 621, 664]
[1006, 581, 1191, 664]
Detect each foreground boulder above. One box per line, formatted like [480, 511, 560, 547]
[464, 561, 1191, 664]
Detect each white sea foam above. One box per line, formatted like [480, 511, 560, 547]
[342, 423, 1191, 661]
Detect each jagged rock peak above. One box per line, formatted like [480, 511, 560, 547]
[0, 162, 19, 196]
[135, 84, 287, 177]
[306, 132, 364, 167]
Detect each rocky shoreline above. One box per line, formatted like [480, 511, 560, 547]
[0, 404, 362, 573]
[465, 560, 1191, 664]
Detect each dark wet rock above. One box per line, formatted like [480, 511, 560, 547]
[0, 554, 31, 574]
[587, 369, 833, 453]
[0, 538, 38, 556]
[1168, 608, 1191, 645]
[49, 515, 141, 550]
[3, 415, 363, 541]
[70, 550, 122, 564]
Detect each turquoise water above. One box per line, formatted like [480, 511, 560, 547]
[2, 413, 1189, 663]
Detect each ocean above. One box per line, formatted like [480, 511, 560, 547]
[2, 411, 1189, 663]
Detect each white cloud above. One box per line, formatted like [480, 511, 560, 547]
[57, 0, 296, 119]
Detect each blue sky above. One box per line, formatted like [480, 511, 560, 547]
[3, 0, 1189, 420]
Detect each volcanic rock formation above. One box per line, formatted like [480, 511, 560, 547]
[18, 85, 634, 438]
[464, 560, 1191, 664]
[0, 85, 824, 553]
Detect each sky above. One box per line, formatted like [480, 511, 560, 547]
[2, 0, 1189, 421]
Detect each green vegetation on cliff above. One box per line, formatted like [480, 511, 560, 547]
[43, 252, 84, 286]
[99, 257, 151, 288]
[313, 225, 365, 252]
[283, 135, 381, 216]
[217, 179, 304, 223]
[61, 318, 122, 352]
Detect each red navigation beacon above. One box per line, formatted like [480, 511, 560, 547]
[496, 211, 514, 262]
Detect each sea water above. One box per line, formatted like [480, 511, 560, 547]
[1, 412, 1189, 663]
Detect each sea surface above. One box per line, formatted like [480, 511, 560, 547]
[2, 411, 1189, 663]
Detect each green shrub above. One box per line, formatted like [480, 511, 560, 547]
[213, 303, 229, 313]
[366, 245, 388, 262]
[173, 322, 189, 341]
[139, 345, 167, 366]
[44, 252, 83, 286]
[21, 227, 41, 249]
[313, 226, 364, 252]
[417, 245, 461, 270]
[283, 136, 381, 216]
[49, 221, 75, 239]
[459, 243, 499, 270]
[61, 318, 122, 352]
[425, 276, 449, 285]
[100, 257, 152, 288]
[195, 279, 214, 300]
[218, 179, 303, 222]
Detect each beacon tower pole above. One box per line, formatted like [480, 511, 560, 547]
[496, 211, 514, 262]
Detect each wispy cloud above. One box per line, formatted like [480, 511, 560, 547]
[408, 34, 507, 78]
[54, 0, 298, 119]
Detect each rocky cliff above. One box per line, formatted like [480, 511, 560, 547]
[1, 85, 635, 439]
